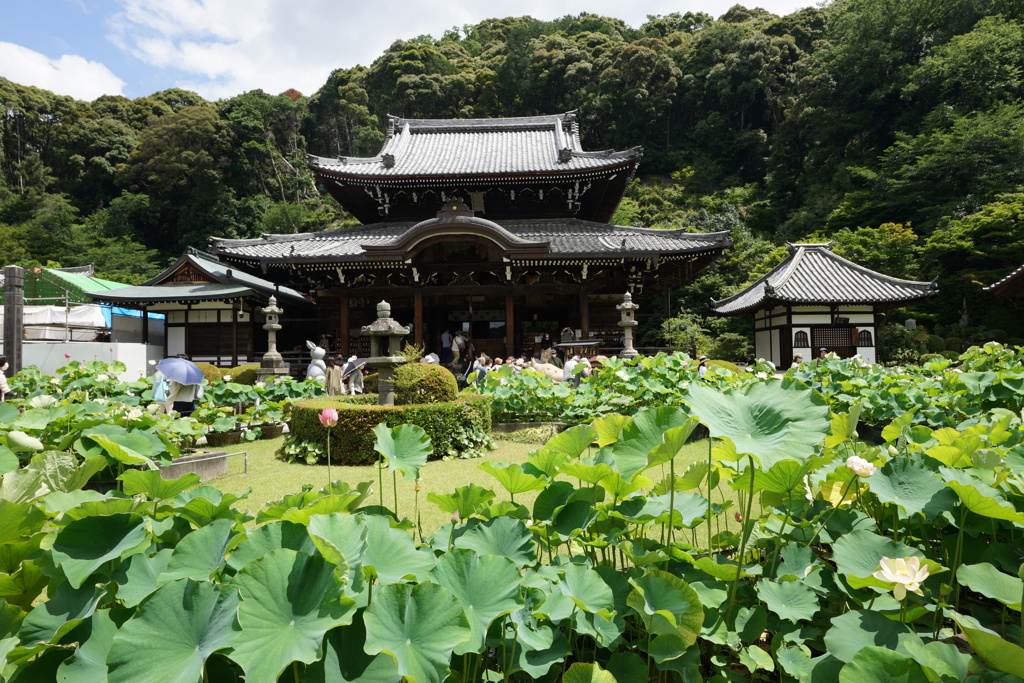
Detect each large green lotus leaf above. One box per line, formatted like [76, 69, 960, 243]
[280, 494, 375, 524]
[756, 580, 820, 623]
[646, 419, 701, 469]
[479, 462, 547, 496]
[107, 579, 240, 683]
[227, 548, 355, 681]
[430, 548, 524, 655]
[544, 424, 598, 458]
[947, 480, 1024, 524]
[225, 520, 316, 572]
[81, 433, 155, 466]
[426, 483, 495, 519]
[58, 498, 141, 523]
[951, 614, 1024, 678]
[957, 563, 1022, 611]
[627, 569, 703, 651]
[825, 404, 863, 448]
[43, 513, 150, 589]
[0, 445, 17, 477]
[62, 456, 109, 495]
[560, 461, 616, 485]
[526, 448, 568, 477]
[306, 513, 368, 568]
[831, 529, 923, 580]
[256, 490, 321, 523]
[453, 515, 537, 567]
[532, 481, 574, 521]
[838, 646, 931, 683]
[159, 519, 237, 583]
[118, 470, 200, 500]
[373, 423, 429, 480]
[552, 499, 600, 538]
[612, 408, 691, 482]
[901, 640, 972, 683]
[563, 662, 618, 683]
[501, 630, 571, 679]
[774, 543, 818, 580]
[593, 414, 630, 448]
[686, 381, 829, 468]
[54, 609, 117, 683]
[0, 467, 48, 504]
[303, 612, 399, 683]
[561, 563, 614, 615]
[173, 487, 250, 527]
[599, 471, 650, 501]
[0, 499, 47, 544]
[605, 652, 649, 683]
[361, 515, 435, 583]
[824, 610, 923, 663]
[867, 458, 956, 519]
[19, 581, 103, 645]
[731, 459, 817, 495]
[112, 549, 172, 608]
[0, 402, 20, 426]
[363, 582, 471, 683]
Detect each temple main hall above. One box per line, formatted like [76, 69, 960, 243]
[208, 112, 732, 360]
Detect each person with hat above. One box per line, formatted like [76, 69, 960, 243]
[817, 348, 828, 361]
[791, 353, 804, 368]
[697, 355, 709, 379]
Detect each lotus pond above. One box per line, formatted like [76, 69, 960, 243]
[1, 346, 1024, 681]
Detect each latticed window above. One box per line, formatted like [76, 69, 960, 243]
[793, 331, 809, 347]
[858, 329, 873, 346]
[813, 327, 853, 349]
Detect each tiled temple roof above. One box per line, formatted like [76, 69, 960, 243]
[307, 112, 641, 178]
[209, 217, 731, 264]
[712, 243, 937, 315]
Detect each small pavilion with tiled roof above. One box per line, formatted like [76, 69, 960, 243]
[89, 249, 312, 366]
[211, 112, 731, 360]
[712, 243, 937, 366]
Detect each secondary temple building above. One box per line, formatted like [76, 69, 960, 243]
[712, 243, 937, 366]
[207, 112, 732, 360]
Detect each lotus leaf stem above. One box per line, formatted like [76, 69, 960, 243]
[726, 454, 757, 624]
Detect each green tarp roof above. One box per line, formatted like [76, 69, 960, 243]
[44, 269, 132, 293]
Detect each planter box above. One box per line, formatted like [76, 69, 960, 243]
[160, 450, 229, 482]
[206, 430, 243, 447]
[259, 423, 285, 440]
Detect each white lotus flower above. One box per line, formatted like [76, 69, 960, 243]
[256, 382, 266, 389]
[846, 455, 877, 477]
[97, 374, 109, 382]
[872, 556, 929, 600]
[756, 371, 768, 379]
[146, 403, 160, 414]
[223, 375, 232, 381]
[127, 407, 143, 419]
[148, 359, 157, 366]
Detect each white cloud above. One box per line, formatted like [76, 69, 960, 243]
[0, 42, 126, 100]
[107, 0, 814, 100]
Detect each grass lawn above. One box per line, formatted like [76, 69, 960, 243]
[211, 433, 751, 544]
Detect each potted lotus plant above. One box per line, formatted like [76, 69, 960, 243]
[192, 404, 243, 447]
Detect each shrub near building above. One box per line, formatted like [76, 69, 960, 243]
[280, 364, 490, 465]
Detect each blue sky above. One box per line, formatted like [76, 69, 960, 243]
[2, 0, 817, 102]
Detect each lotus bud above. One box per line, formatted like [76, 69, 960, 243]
[318, 408, 339, 427]
[452, 511, 461, 525]
[64, 353, 71, 359]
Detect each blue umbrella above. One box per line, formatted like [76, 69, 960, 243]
[156, 357, 205, 385]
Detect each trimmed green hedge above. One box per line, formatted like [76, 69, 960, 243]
[282, 393, 492, 465]
[227, 364, 261, 385]
[194, 362, 222, 381]
[395, 363, 457, 404]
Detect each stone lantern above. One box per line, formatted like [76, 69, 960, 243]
[360, 300, 410, 406]
[256, 295, 289, 381]
[617, 291, 640, 359]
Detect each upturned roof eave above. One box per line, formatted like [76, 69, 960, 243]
[307, 155, 640, 183]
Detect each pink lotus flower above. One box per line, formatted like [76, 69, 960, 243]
[64, 353, 71, 359]
[319, 408, 339, 427]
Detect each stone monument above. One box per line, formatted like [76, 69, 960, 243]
[255, 295, 289, 382]
[617, 291, 640, 360]
[361, 300, 410, 406]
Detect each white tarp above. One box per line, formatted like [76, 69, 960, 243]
[0, 305, 108, 341]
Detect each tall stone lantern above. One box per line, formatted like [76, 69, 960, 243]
[617, 291, 640, 359]
[361, 300, 410, 406]
[256, 295, 289, 381]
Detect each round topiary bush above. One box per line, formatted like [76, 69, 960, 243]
[707, 359, 741, 375]
[945, 337, 965, 353]
[228, 364, 261, 385]
[395, 363, 457, 405]
[280, 394, 492, 466]
[925, 335, 946, 354]
[193, 362, 222, 382]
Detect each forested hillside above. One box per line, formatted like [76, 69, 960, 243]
[2, 0, 1023, 347]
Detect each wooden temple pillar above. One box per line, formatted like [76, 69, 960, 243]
[414, 291, 424, 347]
[142, 306, 149, 344]
[339, 293, 349, 356]
[579, 289, 590, 339]
[505, 291, 515, 358]
[231, 305, 239, 367]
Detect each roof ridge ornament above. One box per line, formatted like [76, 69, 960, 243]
[558, 148, 572, 162]
[382, 153, 395, 169]
[436, 201, 474, 218]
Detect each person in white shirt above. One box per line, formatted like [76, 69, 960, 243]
[562, 355, 579, 382]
